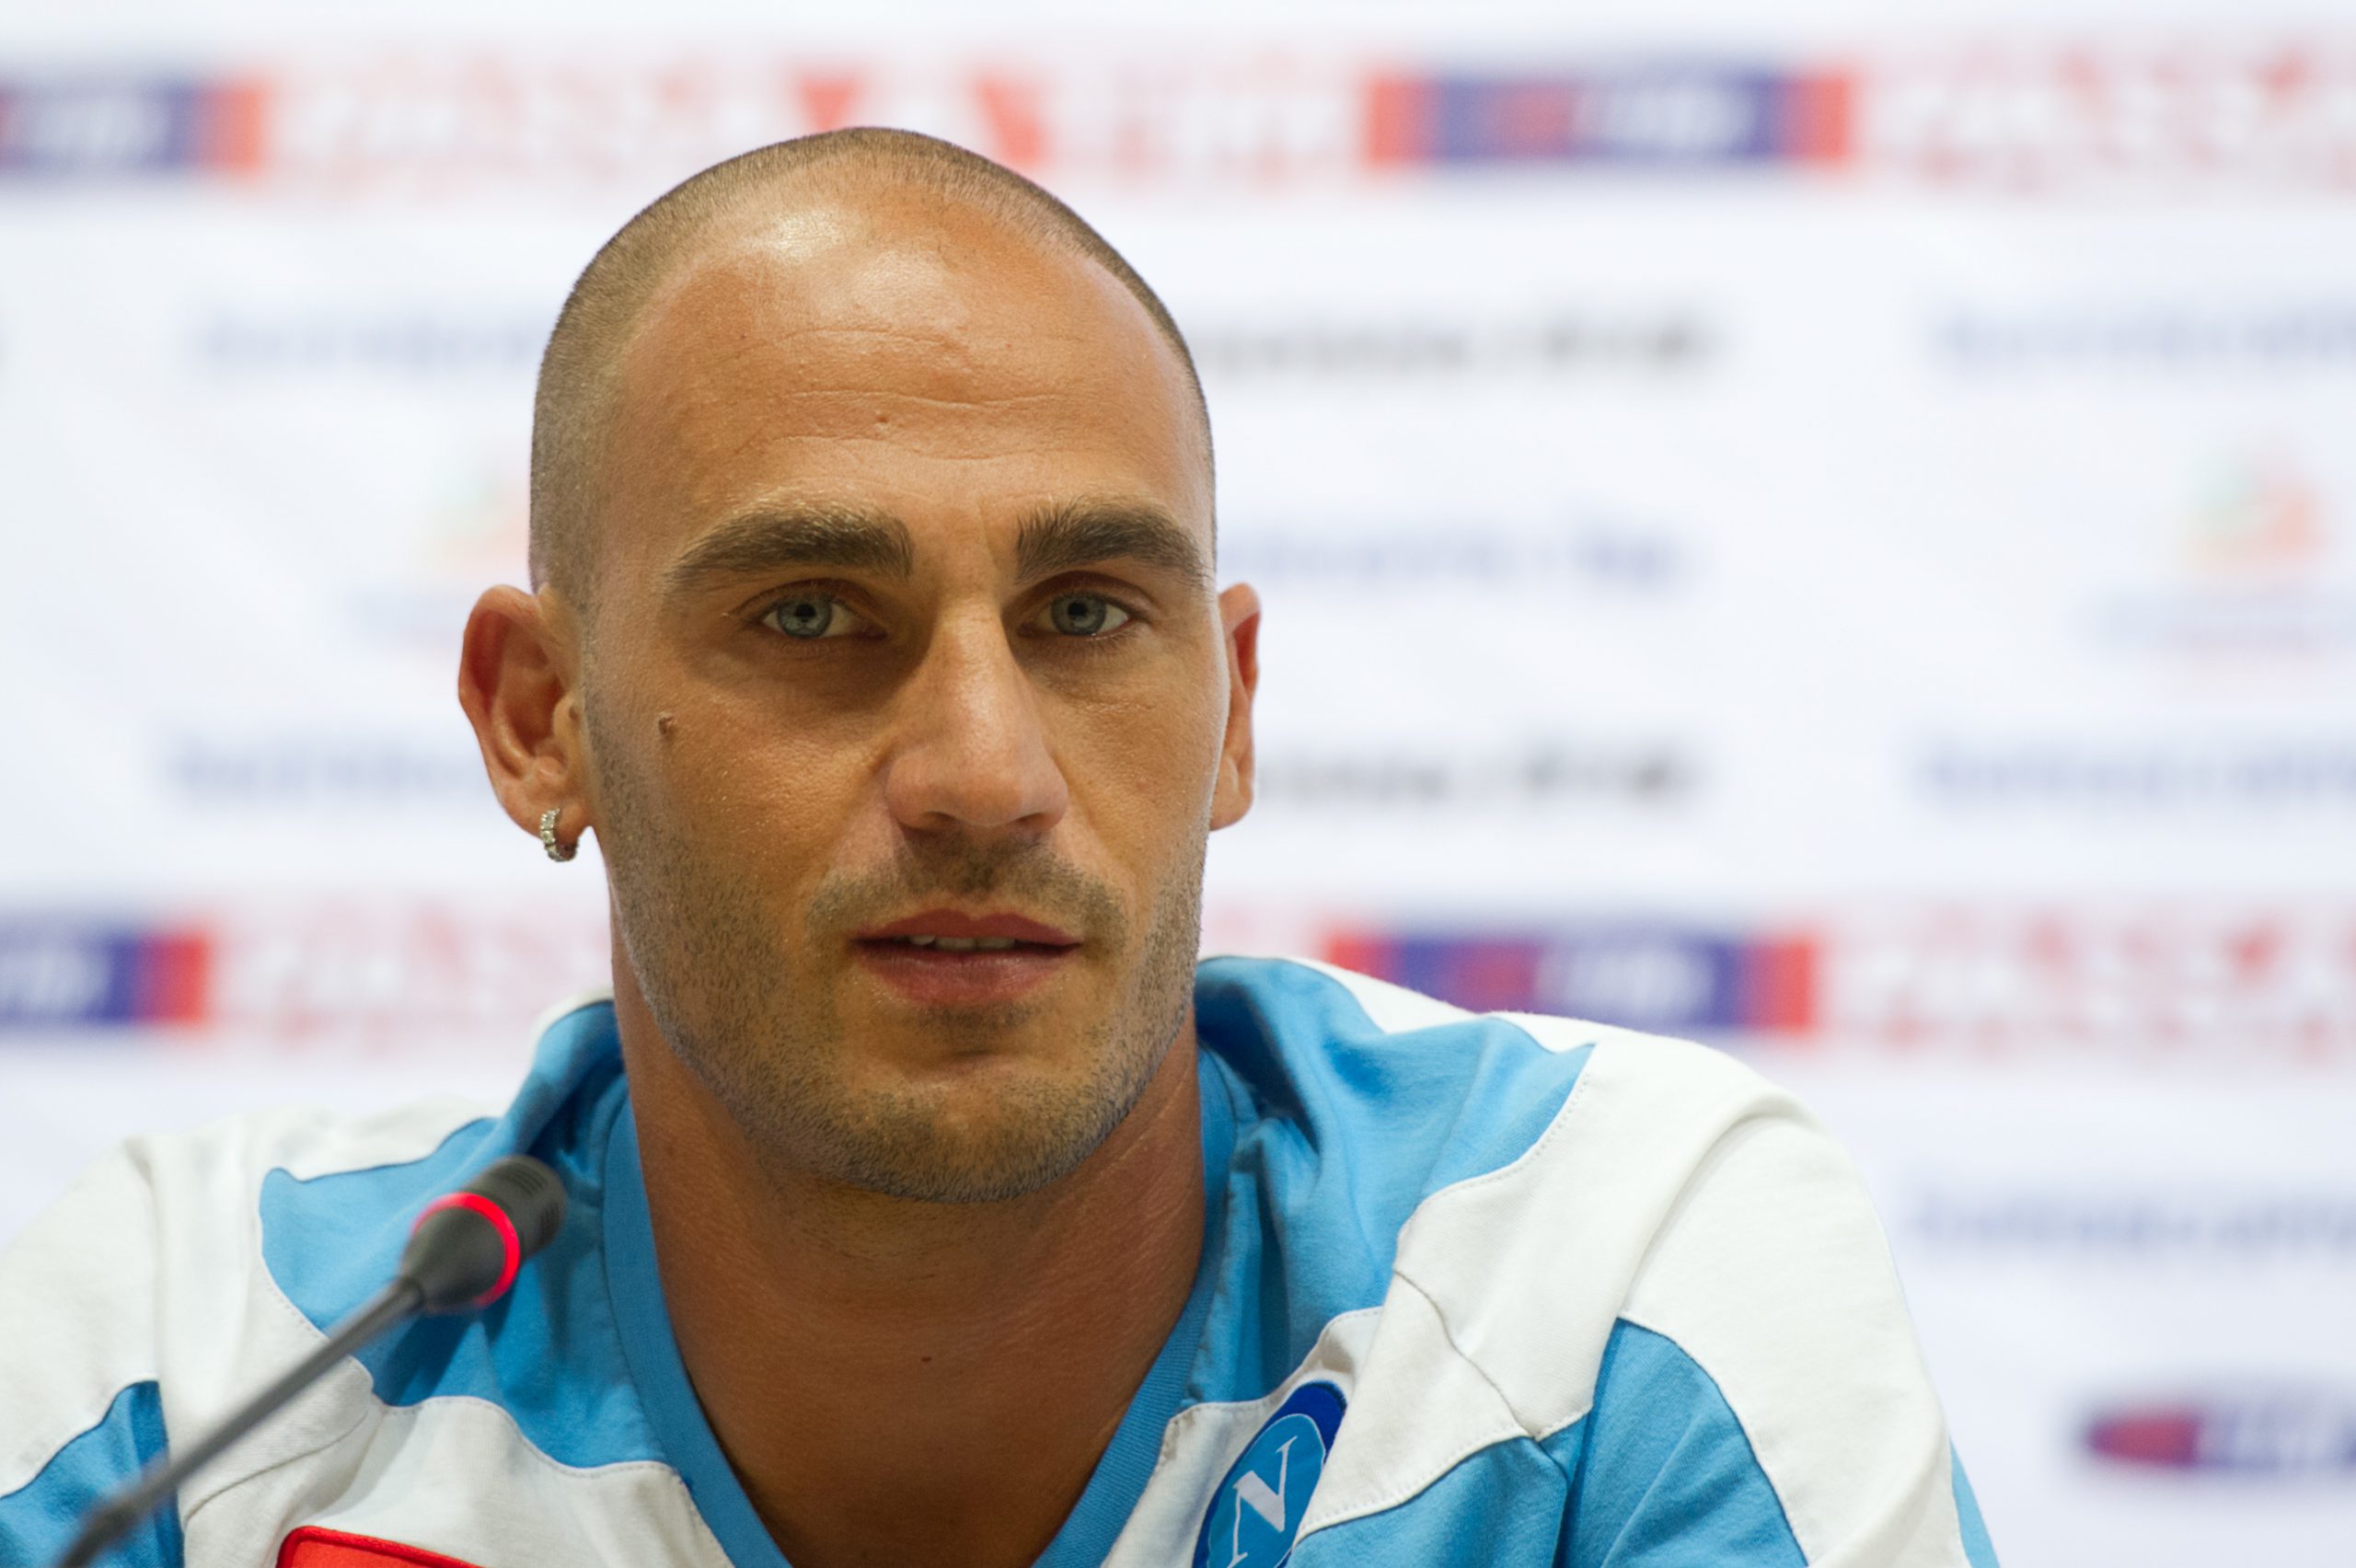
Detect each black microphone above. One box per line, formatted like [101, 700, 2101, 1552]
[54, 1155, 566, 1568]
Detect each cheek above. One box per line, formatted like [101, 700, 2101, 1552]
[704, 720, 874, 823]
[621, 689, 880, 872]
[1057, 662, 1225, 824]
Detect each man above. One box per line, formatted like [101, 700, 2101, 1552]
[0, 130, 1997, 1567]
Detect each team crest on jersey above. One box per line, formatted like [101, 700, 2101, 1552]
[1192, 1380, 1347, 1568]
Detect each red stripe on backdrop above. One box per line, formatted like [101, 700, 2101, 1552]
[1361, 75, 1435, 167]
[138, 931, 213, 1026]
[1320, 930, 1394, 979]
[2084, 1411, 2203, 1468]
[201, 80, 270, 174]
[1745, 935, 1819, 1036]
[1785, 69, 1854, 165]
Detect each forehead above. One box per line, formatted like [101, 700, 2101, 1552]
[598, 191, 1209, 579]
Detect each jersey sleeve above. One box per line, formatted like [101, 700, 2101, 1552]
[1554, 1041, 1999, 1568]
[0, 1143, 185, 1568]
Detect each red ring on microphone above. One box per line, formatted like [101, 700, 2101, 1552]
[413, 1192, 523, 1309]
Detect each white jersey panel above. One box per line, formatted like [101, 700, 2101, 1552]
[1294, 1000, 1971, 1562]
[0, 1145, 162, 1498]
[1618, 1086, 1966, 1564]
[184, 1397, 732, 1568]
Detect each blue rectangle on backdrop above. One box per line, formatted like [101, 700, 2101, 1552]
[0, 79, 208, 177]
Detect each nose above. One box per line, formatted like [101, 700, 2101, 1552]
[882, 609, 1070, 837]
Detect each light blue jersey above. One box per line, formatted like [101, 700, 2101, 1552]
[0, 958, 1998, 1566]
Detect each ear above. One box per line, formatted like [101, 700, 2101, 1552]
[1209, 582, 1262, 831]
[458, 585, 591, 851]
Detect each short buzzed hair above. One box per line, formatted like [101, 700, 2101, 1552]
[527, 127, 1213, 612]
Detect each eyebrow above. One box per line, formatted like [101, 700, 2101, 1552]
[1014, 500, 1210, 591]
[663, 497, 1211, 597]
[663, 504, 916, 596]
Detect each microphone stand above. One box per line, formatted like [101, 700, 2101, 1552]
[56, 1278, 426, 1568]
[52, 1154, 562, 1568]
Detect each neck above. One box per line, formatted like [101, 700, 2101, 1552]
[615, 979, 1207, 1568]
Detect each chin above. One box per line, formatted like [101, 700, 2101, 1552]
[849, 1032, 1091, 1101]
[821, 1072, 1124, 1204]
[801, 1022, 1155, 1203]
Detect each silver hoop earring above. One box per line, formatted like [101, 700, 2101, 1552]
[539, 807, 577, 862]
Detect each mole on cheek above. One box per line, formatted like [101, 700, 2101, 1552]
[657, 712, 676, 740]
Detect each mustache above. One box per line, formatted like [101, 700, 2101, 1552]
[803, 839, 1128, 941]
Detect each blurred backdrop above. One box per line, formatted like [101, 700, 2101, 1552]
[5, 2, 2355, 1563]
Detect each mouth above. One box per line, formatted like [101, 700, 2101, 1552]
[850, 909, 1082, 1006]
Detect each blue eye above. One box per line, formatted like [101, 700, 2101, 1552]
[1045, 594, 1131, 637]
[762, 594, 849, 640]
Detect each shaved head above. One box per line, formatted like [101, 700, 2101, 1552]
[528, 127, 1213, 615]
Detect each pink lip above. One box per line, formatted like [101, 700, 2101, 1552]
[851, 908, 1082, 1007]
[856, 909, 1080, 946]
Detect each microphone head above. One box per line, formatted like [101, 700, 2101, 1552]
[399, 1155, 569, 1314]
[465, 1153, 568, 1255]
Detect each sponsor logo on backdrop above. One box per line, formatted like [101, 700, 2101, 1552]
[1919, 739, 2356, 810]
[6, 44, 2349, 191]
[1819, 907, 2356, 1055]
[1322, 928, 1814, 1032]
[1939, 306, 2356, 375]
[350, 461, 533, 651]
[1909, 1186, 2356, 1264]
[0, 904, 606, 1044]
[1366, 67, 1846, 169]
[196, 311, 548, 376]
[0, 924, 209, 1028]
[1255, 739, 1698, 812]
[2084, 1392, 2356, 1475]
[2185, 453, 2329, 575]
[1864, 44, 2356, 190]
[2091, 452, 2356, 664]
[1222, 516, 1688, 591]
[0, 76, 262, 177]
[1315, 907, 2356, 1055]
[167, 734, 495, 808]
[1194, 311, 1715, 381]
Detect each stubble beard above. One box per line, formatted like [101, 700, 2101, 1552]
[593, 712, 1207, 1205]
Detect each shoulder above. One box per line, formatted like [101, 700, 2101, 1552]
[1190, 954, 1829, 1401]
[0, 1092, 497, 1468]
[1218, 963, 1976, 1563]
[250, 994, 627, 1349]
[1199, 951, 1825, 1301]
[0, 992, 625, 1533]
[1195, 953, 1778, 1198]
